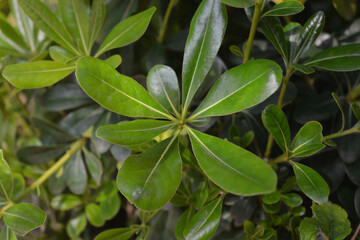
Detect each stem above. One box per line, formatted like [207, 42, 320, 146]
[351, 223, 360, 240]
[243, 0, 264, 63]
[323, 125, 360, 141]
[15, 139, 86, 202]
[157, 0, 178, 43]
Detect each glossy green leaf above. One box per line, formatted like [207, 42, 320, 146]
[18, 0, 79, 54]
[76, 57, 171, 119]
[187, 128, 277, 195]
[66, 212, 87, 238]
[147, 65, 180, 116]
[0, 226, 17, 240]
[50, 194, 83, 210]
[293, 11, 325, 63]
[182, 0, 227, 112]
[97, 120, 175, 146]
[82, 148, 103, 185]
[105, 54, 122, 68]
[0, 150, 13, 201]
[305, 44, 360, 71]
[3, 61, 75, 89]
[298, 218, 321, 240]
[65, 151, 88, 195]
[85, 203, 105, 227]
[183, 197, 223, 240]
[0, 18, 28, 55]
[175, 207, 195, 240]
[220, 0, 255, 8]
[94, 228, 137, 240]
[117, 137, 182, 210]
[263, 190, 280, 204]
[4, 203, 46, 236]
[290, 161, 329, 204]
[280, 193, 303, 207]
[95, 7, 156, 57]
[17, 145, 67, 165]
[88, 0, 105, 49]
[262, 1, 304, 17]
[193, 181, 209, 209]
[291, 121, 325, 157]
[49, 46, 76, 64]
[191, 60, 282, 118]
[262, 105, 291, 154]
[100, 193, 121, 220]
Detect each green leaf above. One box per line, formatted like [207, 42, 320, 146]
[332, 0, 356, 21]
[220, 0, 255, 8]
[117, 137, 182, 211]
[82, 148, 103, 185]
[0, 150, 13, 201]
[49, 46, 77, 64]
[50, 194, 83, 210]
[59, 0, 90, 54]
[312, 202, 352, 240]
[280, 193, 303, 207]
[66, 212, 87, 238]
[262, 190, 280, 204]
[0, 226, 17, 240]
[352, 102, 360, 121]
[298, 218, 321, 240]
[18, 0, 79, 55]
[305, 44, 360, 71]
[293, 11, 325, 63]
[94, 228, 137, 240]
[0, 18, 28, 55]
[76, 57, 172, 119]
[100, 193, 121, 220]
[85, 203, 105, 227]
[262, 1, 304, 17]
[262, 202, 281, 214]
[262, 104, 291, 154]
[147, 65, 180, 116]
[10, 173, 24, 200]
[105, 54, 122, 68]
[95, 7, 156, 57]
[293, 63, 315, 74]
[193, 181, 209, 209]
[191, 60, 282, 118]
[229, 45, 244, 57]
[88, 0, 105, 49]
[17, 145, 67, 165]
[65, 150, 88, 195]
[290, 161, 329, 204]
[183, 197, 223, 240]
[182, 0, 227, 113]
[31, 116, 74, 143]
[187, 127, 277, 195]
[97, 120, 175, 146]
[3, 61, 75, 89]
[175, 207, 195, 240]
[291, 121, 325, 157]
[4, 203, 46, 236]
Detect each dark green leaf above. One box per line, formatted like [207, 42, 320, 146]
[191, 60, 282, 118]
[262, 1, 304, 17]
[3, 61, 75, 88]
[351, 102, 360, 121]
[299, 218, 321, 240]
[280, 193, 303, 207]
[263, 190, 280, 204]
[82, 148, 103, 185]
[100, 193, 121, 220]
[0, 150, 13, 201]
[17, 145, 67, 165]
[31, 117, 74, 143]
[182, 0, 227, 113]
[293, 63, 315, 74]
[183, 197, 223, 240]
[85, 203, 105, 227]
[4, 203, 46, 236]
[76, 57, 172, 119]
[220, 0, 255, 8]
[65, 150, 88, 195]
[188, 128, 277, 195]
[290, 161, 329, 204]
[117, 137, 182, 210]
[94, 228, 137, 240]
[10, 173, 24, 200]
[50, 194, 83, 210]
[193, 181, 209, 209]
[88, 0, 105, 49]
[332, 0, 356, 21]
[262, 104, 291, 154]
[175, 207, 195, 240]
[66, 212, 87, 238]
[229, 45, 244, 57]
[0, 226, 17, 240]
[95, 180, 118, 202]
[262, 201, 281, 214]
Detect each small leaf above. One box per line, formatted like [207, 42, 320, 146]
[3, 61, 74, 89]
[188, 128, 277, 195]
[175, 207, 195, 240]
[193, 181, 209, 209]
[263, 202, 281, 214]
[50, 194, 83, 210]
[229, 45, 244, 57]
[0, 150, 13, 201]
[280, 193, 303, 207]
[0, 226, 17, 240]
[95, 7, 156, 56]
[4, 203, 46, 236]
[352, 102, 360, 121]
[290, 161, 329, 204]
[88, 0, 105, 49]
[10, 173, 24, 200]
[65, 151, 88, 195]
[49, 46, 76, 64]
[332, 92, 345, 133]
[97, 120, 175, 146]
[183, 197, 223, 240]
[117, 137, 182, 211]
[263, 190, 280, 204]
[262, 1, 304, 17]
[262, 105, 291, 154]
[293, 63, 315, 74]
[299, 218, 321, 240]
[85, 203, 105, 227]
[221, 0, 255, 8]
[82, 148, 103, 185]
[305, 44, 360, 72]
[94, 228, 137, 240]
[100, 193, 121, 220]
[105, 54, 122, 68]
[66, 212, 87, 238]
[17, 145, 67, 165]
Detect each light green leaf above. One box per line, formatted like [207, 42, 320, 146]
[49, 46, 76, 64]
[100, 193, 121, 220]
[76, 57, 172, 119]
[221, 0, 255, 8]
[293, 63, 315, 74]
[105, 54, 122, 68]
[65, 150, 88, 195]
[291, 121, 325, 157]
[85, 203, 105, 227]
[3, 61, 74, 89]
[94, 228, 138, 240]
[0, 226, 17, 240]
[262, 1, 304, 17]
[182, 0, 227, 113]
[18, 0, 79, 55]
[191, 60, 282, 118]
[175, 207, 195, 240]
[97, 120, 175, 146]
[82, 148, 103, 185]
[0, 150, 13, 201]
[262, 104, 291, 153]
[147, 65, 180, 117]
[187, 127, 277, 195]
[95, 7, 156, 57]
[290, 161, 329, 204]
[183, 197, 223, 240]
[305, 44, 360, 71]
[66, 212, 87, 238]
[0, 19, 28, 55]
[50, 194, 83, 211]
[88, 0, 105, 49]
[117, 137, 182, 211]
[4, 203, 46, 236]
[10, 173, 24, 200]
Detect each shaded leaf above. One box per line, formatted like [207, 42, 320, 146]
[298, 218, 320, 240]
[17, 145, 67, 165]
[85, 203, 105, 227]
[50, 194, 83, 210]
[66, 212, 87, 238]
[88, 0, 105, 49]
[221, 0, 255, 8]
[83, 148, 103, 185]
[175, 207, 195, 240]
[262, 1, 304, 17]
[0, 226, 17, 240]
[94, 228, 137, 240]
[0, 150, 13, 201]
[65, 150, 88, 195]
[100, 193, 121, 220]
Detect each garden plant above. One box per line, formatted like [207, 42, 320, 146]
[0, 0, 360, 239]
